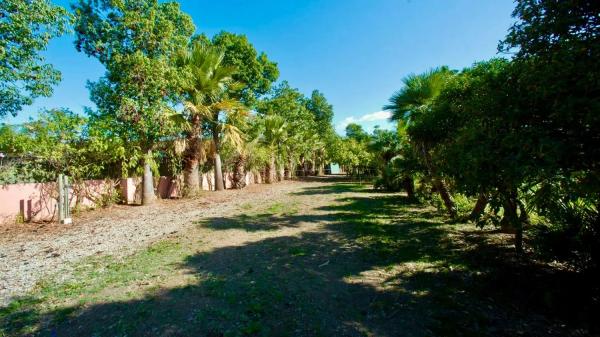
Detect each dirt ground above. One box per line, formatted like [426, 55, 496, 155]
[0, 180, 314, 305]
[0, 177, 596, 336]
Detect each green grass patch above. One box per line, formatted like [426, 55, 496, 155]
[1, 181, 584, 336]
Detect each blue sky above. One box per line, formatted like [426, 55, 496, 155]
[4, 0, 516, 135]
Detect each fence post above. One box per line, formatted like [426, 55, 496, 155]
[58, 174, 72, 224]
[58, 174, 64, 222]
[63, 175, 71, 224]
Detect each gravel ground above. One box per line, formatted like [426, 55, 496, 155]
[0, 180, 317, 306]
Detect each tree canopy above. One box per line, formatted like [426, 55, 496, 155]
[194, 31, 279, 107]
[0, 0, 70, 117]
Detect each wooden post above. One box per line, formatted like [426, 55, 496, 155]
[63, 175, 72, 224]
[58, 174, 72, 224]
[58, 174, 64, 223]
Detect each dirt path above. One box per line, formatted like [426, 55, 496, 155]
[0, 180, 335, 305]
[1, 178, 582, 336]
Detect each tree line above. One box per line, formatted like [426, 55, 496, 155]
[0, 0, 337, 203]
[335, 0, 599, 271]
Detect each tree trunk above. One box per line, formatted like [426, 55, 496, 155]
[403, 176, 415, 199]
[266, 155, 275, 184]
[213, 127, 225, 191]
[318, 162, 324, 176]
[183, 164, 200, 196]
[142, 149, 155, 205]
[501, 189, 523, 254]
[183, 115, 201, 196]
[232, 154, 247, 189]
[434, 178, 457, 218]
[285, 159, 294, 180]
[418, 142, 456, 218]
[469, 193, 488, 220]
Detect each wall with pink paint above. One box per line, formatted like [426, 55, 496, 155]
[120, 178, 141, 204]
[1, 171, 265, 224]
[0, 183, 56, 223]
[0, 179, 114, 224]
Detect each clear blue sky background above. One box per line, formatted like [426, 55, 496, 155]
[4, 0, 516, 134]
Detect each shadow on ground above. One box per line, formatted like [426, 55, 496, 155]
[1, 183, 597, 336]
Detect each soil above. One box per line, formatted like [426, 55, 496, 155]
[0, 180, 314, 305]
[0, 177, 594, 336]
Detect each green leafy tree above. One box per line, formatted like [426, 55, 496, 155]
[344, 123, 369, 143]
[257, 82, 318, 177]
[384, 67, 457, 217]
[72, 0, 195, 204]
[422, 60, 529, 251]
[0, 109, 128, 205]
[0, 109, 100, 183]
[305, 90, 335, 175]
[194, 32, 279, 107]
[498, 0, 600, 258]
[0, 0, 70, 117]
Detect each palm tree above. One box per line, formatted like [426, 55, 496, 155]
[384, 67, 450, 123]
[384, 67, 457, 217]
[210, 101, 247, 190]
[178, 42, 245, 193]
[254, 114, 288, 183]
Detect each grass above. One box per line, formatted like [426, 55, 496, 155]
[195, 199, 302, 232]
[0, 182, 595, 336]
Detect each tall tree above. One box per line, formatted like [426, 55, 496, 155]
[177, 42, 238, 194]
[345, 123, 369, 143]
[253, 114, 288, 183]
[498, 0, 600, 257]
[194, 32, 279, 107]
[72, 0, 194, 204]
[384, 68, 458, 218]
[499, 0, 600, 173]
[257, 82, 317, 177]
[305, 90, 335, 175]
[178, 44, 247, 191]
[0, 0, 70, 117]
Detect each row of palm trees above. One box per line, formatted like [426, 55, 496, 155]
[172, 42, 332, 197]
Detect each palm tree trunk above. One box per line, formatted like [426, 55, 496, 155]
[266, 154, 275, 184]
[142, 148, 155, 205]
[232, 153, 247, 189]
[434, 178, 457, 218]
[318, 162, 324, 176]
[183, 115, 201, 196]
[469, 193, 488, 220]
[403, 176, 415, 199]
[285, 159, 294, 180]
[213, 124, 224, 191]
[419, 142, 456, 218]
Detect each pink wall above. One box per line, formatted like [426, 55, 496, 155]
[0, 183, 56, 224]
[120, 177, 141, 204]
[0, 171, 265, 224]
[0, 179, 113, 224]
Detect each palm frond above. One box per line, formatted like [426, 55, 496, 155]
[384, 67, 453, 124]
[222, 123, 246, 152]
